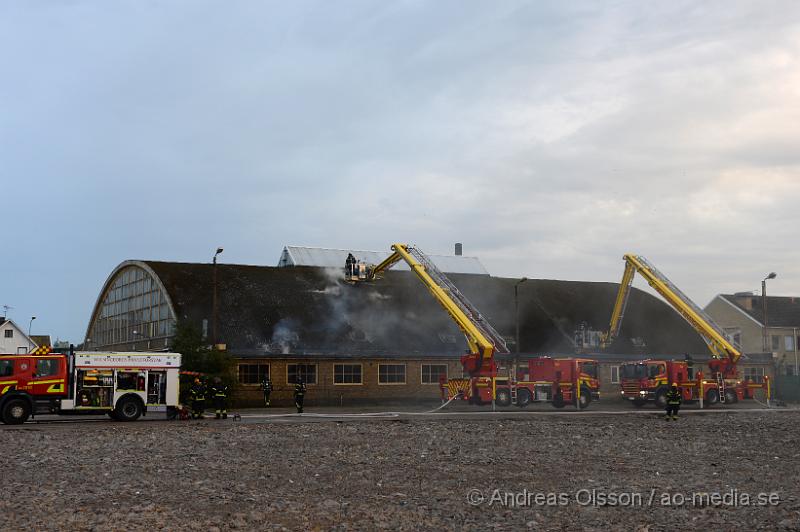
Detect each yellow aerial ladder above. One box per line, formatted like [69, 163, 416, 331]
[344, 244, 509, 381]
[602, 254, 770, 403]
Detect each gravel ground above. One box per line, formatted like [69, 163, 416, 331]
[1, 411, 799, 531]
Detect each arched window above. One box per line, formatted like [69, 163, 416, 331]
[88, 264, 175, 350]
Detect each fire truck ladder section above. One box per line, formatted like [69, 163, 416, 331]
[603, 254, 745, 401]
[347, 243, 509, 366]
[406, 246, 509, 355]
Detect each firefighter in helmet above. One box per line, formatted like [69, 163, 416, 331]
[189, 377, 207, 419]
[294, 376, 306, 414]
[665, 382, 682, 421]
[261, 375, 273, 407]
[210, 376, 229, 419]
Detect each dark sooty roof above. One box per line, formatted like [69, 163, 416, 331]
[145, 261, 707, 358]
[721, 294, 800, 328]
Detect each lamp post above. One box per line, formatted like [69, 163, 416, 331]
[212, 247, 224, 346]
[514, 278, 528, 379]
[762, 272, 777, 353]
[28, 317, 36, 348]
[132, 330, 143, 351]
[515, 278, 528, 354]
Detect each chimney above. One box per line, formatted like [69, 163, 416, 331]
[736, 296, 753, 310]
[454, 243, 463, 256]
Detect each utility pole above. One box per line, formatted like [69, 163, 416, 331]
[762, 272, 776, 352]
[515, 278, 528, 355]
[514, 277, 528, 384]
[212, 247, 224, 346]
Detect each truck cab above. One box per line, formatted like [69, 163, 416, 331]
[0, 353, 69, 424]
[620, 359, 693, 407]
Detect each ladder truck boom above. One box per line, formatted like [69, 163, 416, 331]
[602, 254, 742, 376]
[345, 244, 508, 376]
[346, 245, 600, 409]
[603, 254, 771, 409]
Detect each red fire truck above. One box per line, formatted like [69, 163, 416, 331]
[619, 358, 768, 407]
[598, 254, 770, 408]
[0, 347, 182, 424]
[487, 357, 600, 409]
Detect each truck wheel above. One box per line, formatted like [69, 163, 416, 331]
[724, 389, 738, 404]
[2, 398, 31, 425]
[654, 388, 669, 408]
[495, 388, 512, 407]
[552, 393, 566, 408]
[115, 396, 143, 421]
[515, 389, 531, 408]
[575, 388, 591, 409]
[706, 389, 720, 405]
[632, 398, 647, 407]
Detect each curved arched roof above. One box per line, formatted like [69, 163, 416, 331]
[88, 261, 708, 358]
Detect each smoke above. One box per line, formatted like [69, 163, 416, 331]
[266, 318, 299, 354]
[310, 285, 342, 296]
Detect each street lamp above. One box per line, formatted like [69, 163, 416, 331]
[132, 330, 143, 351]
[762, 272, 777, 352]
[515, 276, 528, 378]
[28, 316, 36, 337]
[515, 278, 528, 354]
[213, 247, 224, 346]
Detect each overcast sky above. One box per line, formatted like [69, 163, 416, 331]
[2, 1, 799, 343]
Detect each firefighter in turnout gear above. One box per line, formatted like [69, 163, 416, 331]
[261, 376, 273, 407]
[294, 377, 306, 413]
[210, 377, 229, 419]
[189, 378, 207, 419]
[665, 383, 682, 420]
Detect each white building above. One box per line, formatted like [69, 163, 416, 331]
[277, 245, 489, 275]
[0, 318, 38, 354]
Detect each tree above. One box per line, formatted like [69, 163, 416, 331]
[170, 320, 236, 381]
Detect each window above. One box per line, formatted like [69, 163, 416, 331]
[785, 336, 795, 352]
[421, 364, 448, 384]
[378, 364, 406, 384]
[743, 367, 765, 383]
[610, 366, 620, 384]
[287, 364, 317, 384]
[35, 359, 59, 378]
[0, 360, 12, 377]
[772, 335, 781, 351]
[724, 328, 742, 346]
[4, 329, 12, 338]
[238, 364, 270, 385]
[581, 362, 598, 379]
[86, 265, 176, 350]
[333, 364, 362, 385]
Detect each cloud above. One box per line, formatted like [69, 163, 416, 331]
[1, 1, 799, 341]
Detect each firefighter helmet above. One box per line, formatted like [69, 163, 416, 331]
[671, 382, 678, 387]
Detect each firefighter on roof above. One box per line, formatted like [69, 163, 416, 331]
[210, 377, 229, 419]
[261, 376, 272, 407]
[189, 378, 207, 419]
[665, 383, 682, 421]
[294, 377, 306, 414]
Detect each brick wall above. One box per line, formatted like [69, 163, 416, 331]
[233, 358, 463, 407]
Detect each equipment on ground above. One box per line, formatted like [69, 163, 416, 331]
[0, 345, 182, 424]
[600, 254, 770, 407]
[345, 244, 600, 408]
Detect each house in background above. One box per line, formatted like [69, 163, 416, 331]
[705, 293, 800, 377]
[0, 318, 38, 354]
